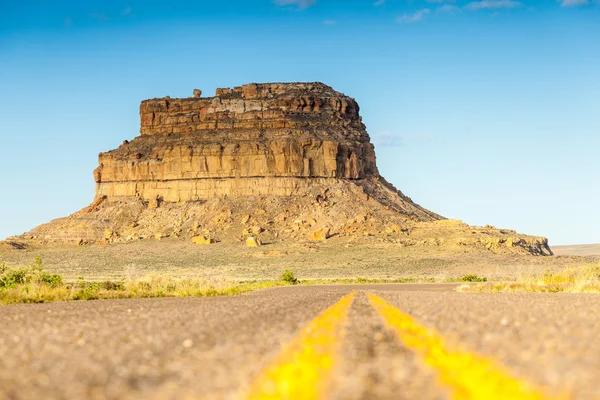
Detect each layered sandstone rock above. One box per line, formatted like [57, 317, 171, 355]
[94, 83, 378, 202]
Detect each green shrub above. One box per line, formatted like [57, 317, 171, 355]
[0, 268, 29, 287]
[40, 273, 63, 287]
[100, 281, 125, 291]
[0, 257, 62, 289]
[31, 256, 43, 271]
[460, 274, 487, 282]
[281, 270, 298, 285]
[73, 285, 100, 301]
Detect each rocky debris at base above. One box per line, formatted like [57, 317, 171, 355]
[16, 184, 553, 256]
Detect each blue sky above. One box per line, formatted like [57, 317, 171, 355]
[1, 0, 598, 245]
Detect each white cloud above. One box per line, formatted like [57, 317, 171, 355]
[324, 19, 337, 25]
[465, 0, 522, 10]
[89, 12, 109, 21]
[373, 0, 386, 6]
[121, 7, 132, 16]
[559, 0, 589, 6]
[437, 4, 460, 12]
[427, 0, 456, 3]
[396, 8, 431, 23]
[274, 0, 316, 9]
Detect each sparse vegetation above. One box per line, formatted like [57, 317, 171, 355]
[0, 258, 286, 304]
[459, 274, 487, 283]
[0, 238, 588, 285]
[1, 257, 63, 289]
[459, 264, 600, 293]
[2, 253, 598, 304]
[301, 277, 436, 285]
[281, 269, 298, 285]
[0, 257, 468, 305]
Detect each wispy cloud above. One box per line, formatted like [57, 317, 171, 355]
[437, 4, 460, 13]
[427, 0, 457, 3]
[64, 17, 72, 26]
[121, 7, 132, 16]
[373, 0, 386, 6]
[372, 132, 434, 148]
[397, 8, 431, 23]
[274, 0, 316, 9]
[373, 131, 404, 147]
[559, 0, 589, 6]
[324, 19, 337, 25]
[89, 11, 109, 21]
[465, 0, 522, 10]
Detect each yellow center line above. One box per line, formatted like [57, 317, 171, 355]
[245, 291, 356, 400]
[367, 293, 568, 400]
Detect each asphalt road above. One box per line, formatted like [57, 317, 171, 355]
[1, 284, 599, 399]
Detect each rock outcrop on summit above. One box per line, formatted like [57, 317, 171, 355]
[13, 82, 552, 256]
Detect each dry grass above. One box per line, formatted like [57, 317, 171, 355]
[0, 276, 288, 305]
[0, 259, 290, 304]
[459, 263, 600, 293]
[0, 261, 452, 305]
[0, 257, 490, 305]
[302, 277, 436, 285]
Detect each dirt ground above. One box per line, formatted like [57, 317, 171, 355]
[0, 237, 595, 283]
[552, 244, 600, 257]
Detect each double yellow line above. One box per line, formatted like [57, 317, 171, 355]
[246, 292, 356, 399]
[246, 292, 564, 400]
[368, 294, 562, 400]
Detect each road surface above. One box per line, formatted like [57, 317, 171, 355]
[1, 284, 599, 399]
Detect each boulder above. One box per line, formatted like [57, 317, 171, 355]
[246, 237, 262, 247]
[385, 224, 403, 235]
[192, 235, 215, 245]
[307, 227, 330, 242]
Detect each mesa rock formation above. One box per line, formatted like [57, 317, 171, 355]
[94, 83, 380, 202]
[10, 82, 552, 256]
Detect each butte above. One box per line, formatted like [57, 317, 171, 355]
[13, 82, 552, 255]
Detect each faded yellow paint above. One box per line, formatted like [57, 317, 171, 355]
[368, 293, 566, 400]
[246, 291, 356, 400]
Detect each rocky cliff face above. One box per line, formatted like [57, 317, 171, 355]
[94, 83, 379, 201]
